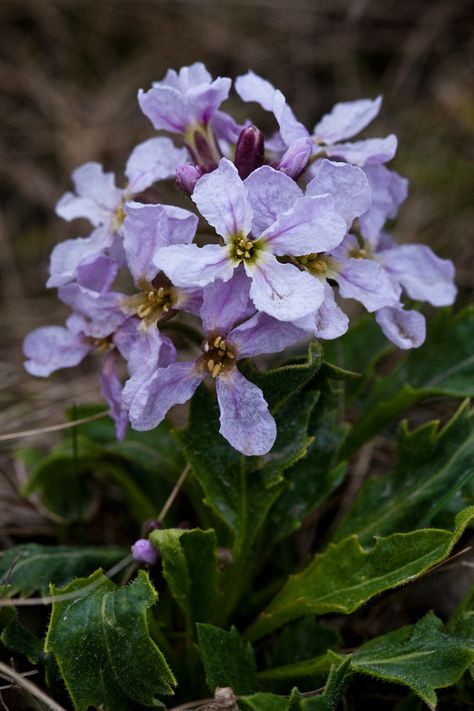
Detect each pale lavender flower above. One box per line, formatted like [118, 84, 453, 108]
[375, 306, 426, 350]
[49, 138, 187, 287]
[359, 164, 409, 243]
[131, 539, 158, 565]
[124, 274, 306, 455]
[235, 71, 397, 167]
[154, 158, 347, 322]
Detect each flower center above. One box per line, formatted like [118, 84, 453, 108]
[229, 235, 256, 264]
[122, 286, 174, 326]
[297, 253, 328, 274]
[203, 335, 235, 378]
[348, 247, 367, 259]
[112, 201, 127, 231]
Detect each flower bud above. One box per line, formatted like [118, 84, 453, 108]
[176, 163, 204, 195]
[131, 538, 157, 565]
[277, 137, 313, 179]
[234, 125, 264, 179]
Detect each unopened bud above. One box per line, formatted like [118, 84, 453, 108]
[234, 125, 264, 179]
[277, 137, 313, 179]
[176, 163, 204, 195]
[131, 538, 157, 565]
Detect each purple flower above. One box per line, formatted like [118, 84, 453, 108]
[131, 539, 157, 565]
[359, 165, 409, 243]
[235, 71, 397, 168]
[49, 138, 187, 287]
[375, 306, 426, 350]
[154, 158, 347, 321]
[119, 201, 202, 328]
[124, 275, 306, 455]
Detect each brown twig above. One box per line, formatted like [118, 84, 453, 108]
[0, 410, 109, 442]
[0, 661, 67, 711]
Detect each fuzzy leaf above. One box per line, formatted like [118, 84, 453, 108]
[0, 604, 43, 664]
[352, 612, 474, 709]
[197, 624, 257, 694]
[245, 507, 474, 641]
[150, 528, 220, 634]
[0, 544, 127, 596]
[334, 401, 474, 543]
[45, 569, 175, 711]
[343, 306, 474, 457]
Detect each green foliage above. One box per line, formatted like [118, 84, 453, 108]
[0, 603, 43, 664]
[197, 624, 257, 694]
[334, 400, 474, 542]
[0, 544, 127, 596]
[343, 306, 474, 457]
[150, 528, 220, 634]
[45, 570, 176, 710]
[245, 507, 474, 641]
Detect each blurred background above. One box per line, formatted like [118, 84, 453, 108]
[0, 0, 473, 440]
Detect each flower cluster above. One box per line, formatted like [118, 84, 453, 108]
[23, 63, 456, 455]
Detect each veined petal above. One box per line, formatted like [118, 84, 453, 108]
[125, 137, 188, 194]
[58, 284, 127, 338]
[336, 257, 401, 312]
[273, 90, 309, 146]
[247, 253, 325, 321]
[188, 76, 232, 124]
[326, 135, 397, 167]
[56, 162, 122, 225]
[138, 85, 189, 133]
[378, 244, 457, 307]
[192, 158, 253, 240]
[294, 283, 349, 339]
[200, 268, 253, 334]
[76, 254, 118, 294]
[262, 194, 347, 255]
[123, 202, 198, 284]
[100, 350, 128, 441]
[359, 165, 408, 242]
[235, 71, 278, 111]
[154, 243, 235, 288]
[47, 227, 113, 288]
[125, 361, 204, 431]
[306, 159, 371, 227]
[376, 306, 426, 349]
[23, 326, 90, 377]
[211, 110, 246, 143]
[228, 311, 306, 358]
[244, 166, 302, 235]
[314, 96, 382, 143]
[216, 369, 276, 455]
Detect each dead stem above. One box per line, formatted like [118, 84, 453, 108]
[0, 661, 67, 711]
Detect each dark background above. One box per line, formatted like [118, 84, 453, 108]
[0, 0, 473, 437]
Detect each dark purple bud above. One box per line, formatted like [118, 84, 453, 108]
[176, 163, 204, 195]
[277, 137, 313, 180]
[234, 125, 264, 179]
[131, 538, 157, 565]
[191, 130, 220, 171]
[141, 518, 163, 537]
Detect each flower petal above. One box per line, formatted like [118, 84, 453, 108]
[125, 137, 188, 194]
[100, 350, 128, 441]
[314, 96, 382, 143]
[378, 244, 457, 306]
[235, 71, 278, 112]
[200, 268, 254, 334]
[247, 253, 325, 321]
[154, 243, 234, 288]
[306, 159, 371, 227]
[228, 311, 306, 358]
[359, 165, 408, 242]
[335, 257, 401, 312]
[376, 306, 426, 349]
[272, 90, 309, 146]
[76, 254, 118, 293]
[47, 227, 113, 288]
[192, 158, 253, 240]
[244, 165, 302, 235]
[262, 194, 347, 255]
[326, 135, 397, 167]
[138, 85, 190, 133]
[125, 361, 204, 431]
[58, 284, 127, 338]
[294, 283, 349, 339]
[23, 326, 90, 377]
[123, 202, 198, 284]
[188, 77, 232, 125]
[56, 162, 122, 225]
[216, 369, 276, 455]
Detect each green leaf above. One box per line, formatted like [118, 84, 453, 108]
[245, 507, 474, 641]
[269, 618, 340, 669]
[343, 306, 474, 457]
[268, 380, 347, 542]
[303, 658, 352, 711]
[240, 691, 297, 711]
[45, 569, 176, 711]
[0, 544, 127, 596]
[150, 528, 220, 634]
[0, 604, 43, 664]
[258, 652, 340, 685]
[197, 624, 257, 694]
[334, 401, 474, 543]
[351, 612, 474, 709]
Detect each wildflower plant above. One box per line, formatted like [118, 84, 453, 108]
[3, 62, 474, 710]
